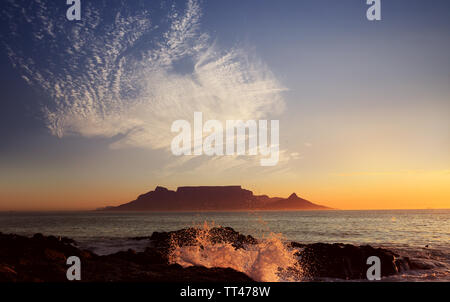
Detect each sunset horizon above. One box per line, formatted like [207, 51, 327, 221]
[2, 182, 449, 211]
[1, 1, 448, 213]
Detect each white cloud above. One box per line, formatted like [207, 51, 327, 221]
[4, 0, 287, 169]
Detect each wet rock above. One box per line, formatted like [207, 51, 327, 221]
[129, 236, 152, 241]
[0, 228, 424, 282]
[44, 248, 66, 261]
[0, 232, 92, 282]
[0, 231, 253, 282]
[150, 226, 258, 250]
[291, 242, 413, 280]
[0, 264, 17, 282]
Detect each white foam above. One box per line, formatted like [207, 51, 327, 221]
[168, 223, 302, 282]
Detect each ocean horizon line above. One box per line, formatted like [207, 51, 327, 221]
[1, 208, 449, 213]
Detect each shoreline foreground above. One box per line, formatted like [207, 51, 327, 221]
[0, 226, 424, 282]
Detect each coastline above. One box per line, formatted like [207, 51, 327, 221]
[0, 226, 425, 282]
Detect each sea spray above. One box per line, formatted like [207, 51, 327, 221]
[168, 222, 303, 282]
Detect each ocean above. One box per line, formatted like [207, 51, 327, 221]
[0, 210, 449, 281]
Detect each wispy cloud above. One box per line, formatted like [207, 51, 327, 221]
[2, 0, 287, 169]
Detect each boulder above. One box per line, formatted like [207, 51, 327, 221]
[291, 242, 413, 280]
[149, 226, 258, 250]
[0, 231, 253, 282]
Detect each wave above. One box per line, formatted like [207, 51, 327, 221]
[71, 221, 449, 282]
[167, 222, 302, 282]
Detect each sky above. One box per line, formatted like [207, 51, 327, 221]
[0, 0, 449, 210]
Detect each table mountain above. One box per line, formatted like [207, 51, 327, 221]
[104, 186, 330, 211]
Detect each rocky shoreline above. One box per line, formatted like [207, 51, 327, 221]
[0, 227, 423, 282]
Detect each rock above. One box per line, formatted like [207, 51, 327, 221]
[44, 248, 66, 261]
[0, 264, 17, 274]
[149, 226, 258, 250]
[0, 264, 17, 282]
[0, 228, 424, 282]
[0, 231, 93, 282]
[291, 242, 413, 280]
[0, 231, 253, 282]
[129, 236, 152, 241]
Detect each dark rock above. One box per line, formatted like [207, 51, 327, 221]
[0, 264, 17, 282]
[129, 236, 152, 241]
[0, 231, 253, 282]
[149, 226, 258, 250]
[292, 242, 413, 280]
[0, 228, 423, 282]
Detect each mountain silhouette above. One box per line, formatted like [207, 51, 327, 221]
[104, 186, 330, 211]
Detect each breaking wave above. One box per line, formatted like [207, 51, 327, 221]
[168, 222, 303, 282]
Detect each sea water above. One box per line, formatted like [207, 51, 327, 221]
[0, 210, 449, 281]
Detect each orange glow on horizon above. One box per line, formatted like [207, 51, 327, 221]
[1, 169, 449, 211]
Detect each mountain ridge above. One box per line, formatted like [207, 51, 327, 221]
[102, 185, 331, 211]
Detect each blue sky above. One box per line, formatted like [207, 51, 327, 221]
[0, 0, 449, 210]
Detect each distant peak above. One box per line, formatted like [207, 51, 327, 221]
[107, 185, 330, 211]
[155, 186, 169, 192]
[288, 193, 298, 199]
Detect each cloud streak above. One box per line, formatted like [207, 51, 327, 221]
[2, 0, 286, 166]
